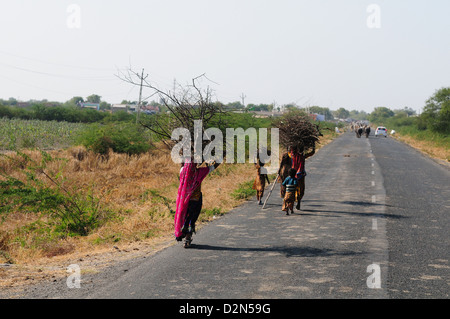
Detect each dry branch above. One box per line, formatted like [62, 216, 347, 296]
[273, 110, 321, 151]
[117, 68, 228, 156]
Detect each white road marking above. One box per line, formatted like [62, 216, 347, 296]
[367, 264, 382, 289]
[372, 181, 375, 187]
[372, 218, 378, 230]
[372, 195, 376, 203]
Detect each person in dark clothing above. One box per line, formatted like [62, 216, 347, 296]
[290, 144, 315, 210]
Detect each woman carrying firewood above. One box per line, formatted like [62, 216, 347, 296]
[175, 158, 220, 248]
[273, 110, 320, 211]
[289, 144, 315, 211]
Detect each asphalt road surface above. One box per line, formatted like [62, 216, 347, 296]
[6, 131, 449, 299]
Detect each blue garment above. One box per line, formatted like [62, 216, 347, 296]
[282, 176, 298, 193]
[296, 170, 307, 179]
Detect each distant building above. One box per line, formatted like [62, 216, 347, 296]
[310, 113, 325, 122]
[314, 113, 325, 122]
[80, 102, 100, 111]
[111, 104, 135, 113]
[142, 104, 160, 113]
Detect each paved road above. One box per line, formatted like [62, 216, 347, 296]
[8, 131, 449, 299]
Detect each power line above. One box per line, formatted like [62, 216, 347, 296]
[0, 73, 75, 96]
[0, 62, 116, 81]
[0, 73, 140, 102]
[0, 49, 116, 72]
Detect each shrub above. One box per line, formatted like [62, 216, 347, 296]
[0, 151, 109, 237]
[231, 180, 256, 200]
[78, 123, 153, 156]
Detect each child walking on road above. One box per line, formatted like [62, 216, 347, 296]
[282, 168, 298, 215]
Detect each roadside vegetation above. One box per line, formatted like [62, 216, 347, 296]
[368, 87, 449, 162]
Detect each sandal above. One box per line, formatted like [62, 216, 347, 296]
[184, 234, 193, 248]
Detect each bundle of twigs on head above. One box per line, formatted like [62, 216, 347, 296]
[273, 110, 321, 152]
[117, 69, 227, 164]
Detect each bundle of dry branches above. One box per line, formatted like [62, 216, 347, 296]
[117, 69, 227, 157]
[273, 110, 321, 151]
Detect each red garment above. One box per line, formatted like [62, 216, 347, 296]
[290, 151, 305, 174]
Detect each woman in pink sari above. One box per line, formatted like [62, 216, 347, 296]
[175, 158, 220, 247]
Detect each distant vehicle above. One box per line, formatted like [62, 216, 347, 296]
[375, 126, 387, 137]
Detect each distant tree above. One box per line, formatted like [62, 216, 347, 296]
[225, 101, 244, 109]
[0, 105, 13, 118]
[259, 104, 270, 111]
[420, 87, 450, 134]
[68, 96, 84, 106]
[349, 110, 369, 121]
[369, 107, 394, 124]
[333, 107, 350, 119]
[86, 94, 101, 104]
[8, 97, 18, 106]
[247, 104, 270, 112]
[283, 103, 299, 111]
[99, 101, 111, 110]
[397, 107, 416, 117]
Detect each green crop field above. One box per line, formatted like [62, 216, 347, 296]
[0, 118, 87, 150]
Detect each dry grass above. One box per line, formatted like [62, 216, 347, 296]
[0, 146, 256, 265]
[392, 133, 450, 163]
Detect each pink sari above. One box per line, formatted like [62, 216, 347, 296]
[174, 162, 211, 238]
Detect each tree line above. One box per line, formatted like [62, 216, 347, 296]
[2, 87, 448, 135]
[369, 87, 449, 135]
[0, 102, 135, 124]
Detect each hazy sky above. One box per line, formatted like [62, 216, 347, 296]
[0, 0, 449, 113]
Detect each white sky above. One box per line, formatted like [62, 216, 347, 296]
[0, 0, 449, 113]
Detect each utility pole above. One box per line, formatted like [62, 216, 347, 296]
[136, 68, 147, 124]
[240, 93, 246, 108]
